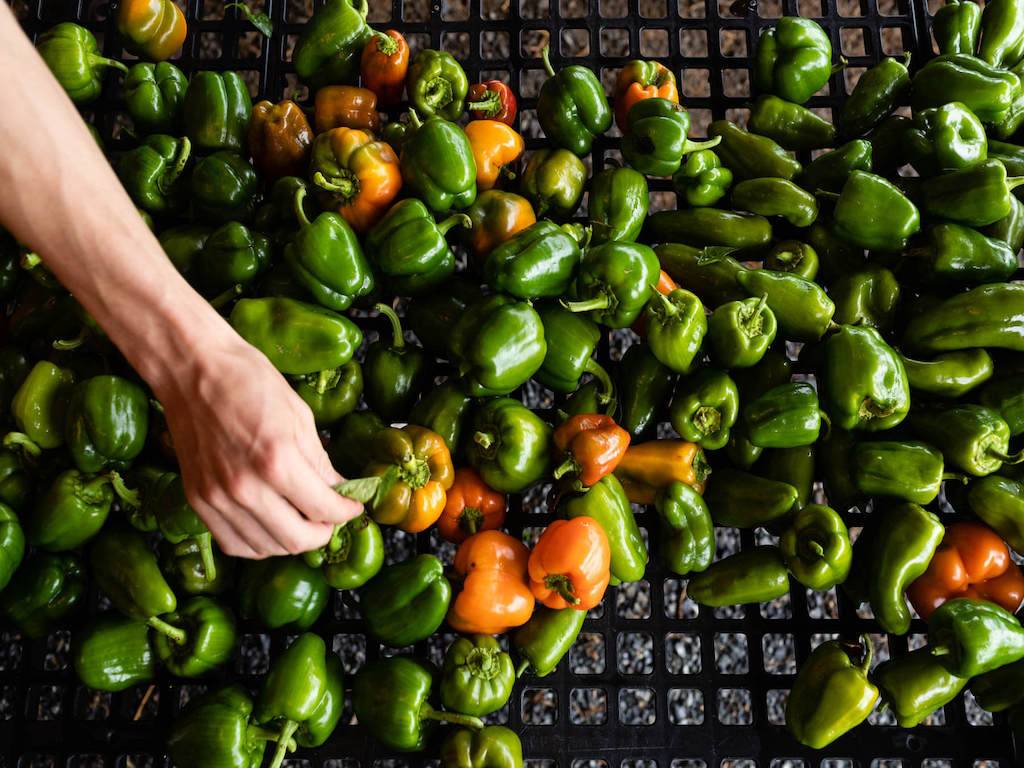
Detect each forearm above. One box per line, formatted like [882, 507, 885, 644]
[0, 5, 235, 395]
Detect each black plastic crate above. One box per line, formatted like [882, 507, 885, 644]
[2, 0, 1018, 765]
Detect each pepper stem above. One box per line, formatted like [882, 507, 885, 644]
[552, 456, 579, 480]
[293, 185, 313, 228]
[562, 222, 592, 249]
[437, 213, 472, 236]
[146, 616, 188, 646]
[516, 659, 531, 677]
[584, 358, 616, 410]
[89, 53, 129, 74]
[544, 574, 581, 605]
[802, 539, 826, 559]
[423, 76, 455, 110]
[1006, 176, 1024, 193]
[20, 251, 41, 270]
[815, 190, 841, 201]
[267, 719, 300, 768]
[474, 431, 496, 452]
[422, 705, 486, 729]
[407, 108, 423, 130]
[352, 0, 369, 19]
[467, 88, 502, 116]
[540, 44, 556, 78]
[561, 295, 611, 313]
[313, 170, 359, 202]
[371, 29, 398, 55]
[989, 447, 1024, 465]
[194, 531, 218, 582]
[248, 725, 297, 751]
[897, 51, 912, 68]
[107, 471, 141, 509]
[831, 57, 848, 75]
[649, 288, 678, 318]
[375, 302, 406, 350]
[856, 632, 873, 674]
[942, 472, 968, 485]
[682, 136, 722, 155]
[818, 409, 832, 440]
[208, 284, 243, 310]
[52, 330, 87, 351]
[2, 432, 41, 458]
[460, 506, 483, 535]
[159, 137, 191, 193]
[931, 645, 950, 657]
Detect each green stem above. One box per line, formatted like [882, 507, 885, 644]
[375, 302, 405, 349]
[209, 284, 243, 310]
[816, 190, 841, 201]
[147, 616, 188, 646]
[437, 213, 472, 236]
[293, 185, 313, 228]
[1006, 176, 1024, 193]
[371, 29, 398, 55]
[818, 409, 832, 440]
[831, 57, 848, 75]
[649, 288, 678, 317]
[52, 330, 86, 351]
[195, 532, 217, 582]
[856, 632, 873, 674]
[313, 170, 358, 202]
[107, 471, 141, 508]
[460, 506, 483, 535]
[3, 432, 41, 458]
[544, 574, 581, 605]
[311, 367, 342, 395]
[897, 51, 912, 68]
[989, 447, 1024, 465]
[942, 472, 968, 485]
[89, 53, 129, 74]
[407, 108, 423, 130]
[803, 539, 825, 559]
[248, 725, 297, 751]
[160, 137, 191, 192]
[683, 136, 722, 154]
[467, 88, 502, 115]
[561, 295, 611, 313]
[352, 0, 369, 18]
[474, 431, 495, 452]
[585, 358, 616, 409]
[540, 44, 556, 78]
[516, 659, 531, 677]
[20, 251, 41, 270]
[931, 645, 950, 656]
[422, 704, 485, 729]
[267, 719, 300, 768]
[552, 456, 578, 480]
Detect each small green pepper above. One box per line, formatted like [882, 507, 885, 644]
[731, 177, 818, 228]
[707, 295, 776, 369]
[73, 616, 155, 692]
[688, 546, 791, 606]
[758, 445, 815, 508]
[410, 382, 473, 455]
[292, 0, 371, 89]
[364, 304, 427, 423]
[827, 170, 921, 251]
[124, 61, 187, 133]
[440, 635, 516, 718]
[704, 468, 798, 528]
[562, 474, 647, 584]
[0, 503, 24, 591]
[904, 102, 988, 175]
[513, 605, 587, 677]
[484, 220, 584, 299]
[853, 440, 953, 505]
[753, 16, 836, 104]
[535, 305, 613, 407]
[167, 685, 277, 768]
[7, 360, 75, 452]
[588, 166, 649, 243]
[644, 209, 773, 250]
[407, 49, 468, 121]
[779, 504, 851, 590]
[978, 0, 1024, 68]
[929, 598, 1024, 677]
[115, 134, 191, 215]
[359, 554, 452, 647]
[0, 552, 85, 637]
[238, 556, 329, 630]
[616, 344, 675, 439]
[197, 222, 271, 294]
[520, 149, 587, 220]
[933, 0, 981, 55]
[467, 398, 551, 493]
[908, 404, 1022, 476]
[26, 470, 123, 552]
[152, 596, 237, 678]
[654, 481, 713, 576]
[303, 514, 384, 590]
[971, 658, 1024, 712]
[873, 648, 968, 728]
[919, 159, 1024, 227]
[708, 119, 802, 180]
[983, 189, 1024, 251]
[563, 241, 659, 329]
[829, 266, 900, 331]
[748, 94, 836, 150]
[621, 98, 720, 177]
[441, 726, 523, 768]
[400, 110, 478, 213]
[822, 325, 909, 432]
[656, 243, 746, 305]
[293, 361, 362, 427]
[764, 240, 818, 281]
[160, 538, 234, 596]
[743, 382, 821, 449]
[671, 149, 733, 207]
[536, 45, 613, 155]
[734, 267, 835, 342]
[644, 289, 707, 374]
[63, 375, 149, 473]
[912, 54, 1021, 124]
[839, 53, 911, 138]
[900, 350, 994, 399]
[365, 199, 465, 295]
[797, 139, 873, 193]
[190, 151, 258, 223]
[36, 22, 127, 104]
[908, 222, 1017, 286]
[183, 71, 252, 153]
[670, 369, 739, 450]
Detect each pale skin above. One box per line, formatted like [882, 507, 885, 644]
[0, 4, 363, 558]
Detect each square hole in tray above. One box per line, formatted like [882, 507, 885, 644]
[620, 687, 657, 724]
[522, 688, 558, 724]
[570, 687, 608, 724]
[571, 632, 607, 674]
[618, 632, 655, 674]
[668, 688, 704, 724]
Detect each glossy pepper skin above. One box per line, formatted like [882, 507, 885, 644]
[979, 374, 1024, 435]
[190, 151, 258, 223]
[0, 552, 85, 638]
[655, 481, 713, 576]
[73, 616, 155, 692]
[124, 62, 186, 133]
[645, 208, 773, 250]
[238, 556, 328, 630]
[614, 439, 709, 504]
[853, 440, 951, 505]
[588, 166, 649, 245]
[116, 0, 185, 61]
[912, 54, 1021, 124]
[933, 0, 981, 55]
[0, 503, 24, 591]
[62, 375, 148, 473]
[617, 344, 675, 439]
[553, 414, 631, 487]
[361, 30, 410, 107]
[928, 598, 1024, 677]
[536, 45, 612, 155]
[152, 595, 237, 678]
[36, 23, 128, 104]
[401, 110, 478, 213]
[744, 382, 821, 449]
[293, 361, 362, 427]
[670, 370, 739, 451]
[448, 531, 534, 635]
[247, 99, 312, 181]
[828, 171, 921, 251]
[466, 120, 524, 191]
[313, 85, 381, 133]
[529, 516, 611, 609]
[160, 538, 234, 596]
[468, 80, 517, 124]
[465, 190, 536, 258]
[921, 160, 1024, 228]
[304, 513, 383, 590]
[780, 504, 851, 590]
[353, 656, 484, 752]
[904, 283, 1024, 354]
[9, 360, 75, 451]
[564, 242, 659, 329]
[359, 554, 451, 646]
[908, 404, 1021, 476]
[167, 685, 274, 768]
[90, 528, 178, 625]
[115, 134, 191, 215]
[562, 475, 646, 584]
[367, 200, 465, 295]
[441, 726, 523, 768]
[688, 546, 790, 606]
[408, 49, 469, 121]
[672, 149, 733, 207]
[905, 102, 987, 175]
[468, 398, 551, 493]
[183, 71, 251, 153]
[901, 350, 993, 399]
[707, 295, 776, 369]
[363, 304, 427, 423]
[410, 382, 472, 456]
[754, 16, 835, 104]
[708, 119, 802, 181]
[972, 658, 1024, 712]
[704, 467, 798, 528]
[485, 221, 583, 299]
[450, 295, 546, 396]
[749, 94, 836, 150]
[622, 98, 720, 177]
[830, 266, 900, 330]
[438, 468, 506, 544]
[906, 222, 1017, 286]
[874, 648, 967, 728]
[732, 177, 818, 228]
[614, 59, 679, 132]
[535, 292, 607, 395]
[514, 604, 587, 677]
[798, 139, 872, 193]
[968, 475, 1024, 552]
[822, 325, 909, 432]
[735, 266, 835, 342]
[0, 448, 31, 513]
[440, 635, 516, 717]
[293, 0, 371, 89]
[520, 148, 587, 220]
[839, 53, 911, 139]
[230, 297, 362, 375]
[27, 470, 119, 552]
[644, 289, 707, 374]
[786, 636, 878, 749]
[979, 0, 1024, 67]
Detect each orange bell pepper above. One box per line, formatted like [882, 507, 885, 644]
[529, 517, 610, 610]
[614, 60, 679, 132]
[448, 530, 535, 634]
[632, 269, 678, 336]
[310, 127, 402, 233]
[464, 120, 524, 192]
[908, 520, 1024, 619]
[437, 467, 507, 544]
[365, 425, 454, 533]
[117, 0, 186, 62]
[314, 85, 382, 133]
[360, 30, 410, 107]
[553, 414, 631, 488]
[466, 190, 536, 259]
[247, 100, 313, 182]
[614, 439, 709, 504]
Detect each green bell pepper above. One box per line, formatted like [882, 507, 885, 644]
[238, 556, 328, 630]
[36, 22, 127, 104]
[124, 61, 186, 133]
[616, 343, 675, 439]
[7, 360, 75, 452]
[654, 480, 713, 576]
[537, 45, 612, 155]
[160, 537, 234, 596]
[359, 554, 451, 647]
[797, 139, 873, 193]
[563, 473, 647, 583]
[912, 54, 1021, 124]
[73, 616, 155, 692]
[839, 53, 911, 138]
[353, 656, 484, 752]
[644, 289, 707, 374]
[197, 221, 271, 294]
[743, 381, 821, 449]
[901, 350, 994, 399]
[484, 220, 584, 299]
[644, 208, 773, 250]
[873, 648, 968, 728]
[90, 528, 179, 628]
[734, 266, 835, 342]
[145, 471, 217, 583]
[708, 119, 802, 180]
[363, 304, 427, 423]
[853, 440, 954, 505]
[821, 325, 909, 431]
[468, 398, 551, 493]
[753, 16, 835, 104]
[534, 304, 613, 406]
[971, 658, 1024, 712]
[908, 404, 1022, 476]
[929, 598, 1024, 677]
[253, 175, 316, 245]
[786, 636, 878, 749]
[563, 241, 659, 329]
[672, 149, 733, 207]
[294, 361, 362, 426]
[230, 297, 362, 375]
[159, 223, 213, 276]
[688, 546, 791, 606]
[0, 448, 30, 513]
[0, 503, 24, 591]
[168, 685, 279, 768]
[520, 149, 587, 220]
[622, 98, 720, 177]
[115, 134, 191, 215]
[779, 504, 851, 590]
[26, 470, 123, 551]
[303, 513, 384, 590]
[0, 344, 30, 420]
[918, 159, 1024, 227]
[758, 444, 815, 509]
[365, 199, 465, 295]
[656, 243, 746, 306]
[400, 110, 477, 212]
[407, 49, 468, 120]
[904, 282, 1024, 354]
[748, 94, 836, 150]
[827, 170, 920, 251]
[983, 191, 1024, 251]
[0, 551, 85, 638]
[513, 604, 587, 677]
[440, 635, 516, 717]
[64, 375, 149, 473]
[152, 596, 237, 678]
[669, 369, 739, 450]
[328, 410, 384, 478]
[731, 177, 818, 228]
[588, 166, 649, 243]
[905, 101, 988, 175]
[703, 467, 798, 528]
[906, 222, 1017, 286]
[441, 726, 523, 768]
[190, 151, 258, 223]
[183, 71, 252, 153]
[449, 295, 546, 396]
[829, 266, 900, 331]
[410, 381, 472, 455]
[979, 0, 1024, 67]
[933, 0, 981, 55]
[292, 0, 370, 89]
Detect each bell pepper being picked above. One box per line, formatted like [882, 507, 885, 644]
[528, 517, 610, 610]
[552, 414, 630, 488]
[448, 530, 534, 635]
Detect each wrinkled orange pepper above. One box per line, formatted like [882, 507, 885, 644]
[247, 99, 313, 181]
[908, 520, 1024, 619]
[614, 439, 709, 504]
[360, 30, 410, 107]
[553, 414, 631, 488]
[117, 0, 186, 62]
[467, 190, 536, 259]
[437, 467, 507, 544]
[448, 530, 535, 634]
[310, 127, 402, 233]
[365, 425, 454, 533]
[464, 120, 525, 192]
[529, 517, 610, 610]
[614, 60, 679, 132]
[632, 269, 678, 336]
[314, 85, 381, 133]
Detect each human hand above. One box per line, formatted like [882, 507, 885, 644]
[154, 337, 363, 558]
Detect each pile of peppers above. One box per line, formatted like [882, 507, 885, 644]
[10, 0, 1024, 761]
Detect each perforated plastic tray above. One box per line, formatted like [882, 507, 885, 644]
[2, 0, 1019, 765]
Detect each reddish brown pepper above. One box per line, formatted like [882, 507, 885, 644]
[246, 99, 313, 181]
[552, 414, 631, 488]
